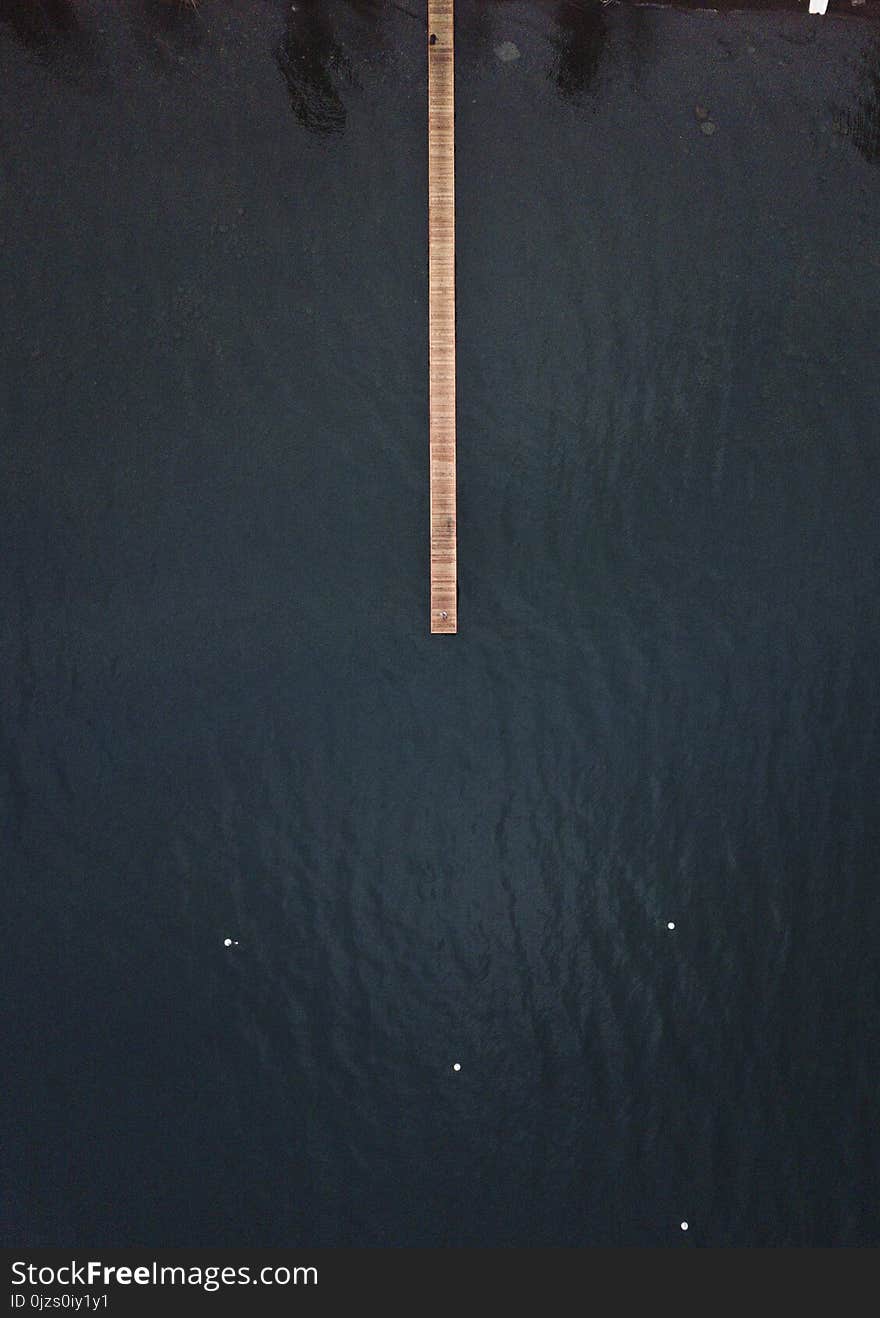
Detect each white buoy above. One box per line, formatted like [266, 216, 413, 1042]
[667, 921, 676, 931]
[680, 1221, 689, 1231]
[452, 1062, 461, 1072]
[223, 938, 233, 947]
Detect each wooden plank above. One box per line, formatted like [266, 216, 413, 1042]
[428, 0, 457, 633]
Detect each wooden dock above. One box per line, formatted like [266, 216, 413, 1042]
[428, 0, 457, 633]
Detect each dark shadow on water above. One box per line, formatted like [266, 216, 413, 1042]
[276, 0, 352, 137]
[840, 39, 880, 162]
[0, 0, 106, 89]
[468, 0, 651, 102]
[552, 0, 608, 102]
[0, 0, 78, 48]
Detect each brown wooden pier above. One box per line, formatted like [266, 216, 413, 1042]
[428, 0, 457, 634]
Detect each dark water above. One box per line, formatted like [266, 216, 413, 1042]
[2, 0, 879, 1248]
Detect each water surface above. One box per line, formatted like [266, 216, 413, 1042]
[2, 0, 879, 1246]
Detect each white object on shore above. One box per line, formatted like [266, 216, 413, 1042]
[808, 0, 828, 13]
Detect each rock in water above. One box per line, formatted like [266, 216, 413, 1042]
[495, 42, 520, 63]
[701, 120, 717, 136]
